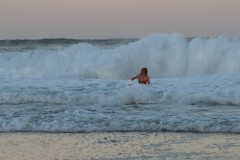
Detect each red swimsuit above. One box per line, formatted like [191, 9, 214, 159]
[138, 78, 149, 84]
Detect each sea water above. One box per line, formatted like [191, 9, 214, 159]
[1, 33, 240, 133]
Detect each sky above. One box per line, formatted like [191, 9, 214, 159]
[0, 0, 240, 39]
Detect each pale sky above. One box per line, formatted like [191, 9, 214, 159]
[1, 0, 240, 39]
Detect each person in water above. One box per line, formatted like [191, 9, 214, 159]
[131, 68, 150, 84]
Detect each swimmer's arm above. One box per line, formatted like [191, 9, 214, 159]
[131, 74, 139, 81]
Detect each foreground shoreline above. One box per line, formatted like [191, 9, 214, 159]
[0, 132, 240, 160]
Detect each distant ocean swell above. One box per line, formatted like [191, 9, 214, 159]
[1, 33, 240, 79]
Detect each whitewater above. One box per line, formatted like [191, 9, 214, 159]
[1, 33, 240, 133]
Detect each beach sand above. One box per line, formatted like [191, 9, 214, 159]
[0, 132, 240, 160]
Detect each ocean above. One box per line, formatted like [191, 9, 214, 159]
[1, 33, 240, 133]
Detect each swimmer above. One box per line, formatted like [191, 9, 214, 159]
[131, 68, 150, 84]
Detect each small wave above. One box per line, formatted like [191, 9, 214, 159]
[0, 112, 239, 133]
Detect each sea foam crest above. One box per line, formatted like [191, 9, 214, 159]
[1, 33, 240, 79]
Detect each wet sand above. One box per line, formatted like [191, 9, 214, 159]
[0, 132, 240, 160]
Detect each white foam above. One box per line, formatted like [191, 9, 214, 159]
[1, 74, 240, 106]
[1, 74, 240, 133]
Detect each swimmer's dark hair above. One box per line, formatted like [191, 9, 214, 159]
[141, 68, 148, 75]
